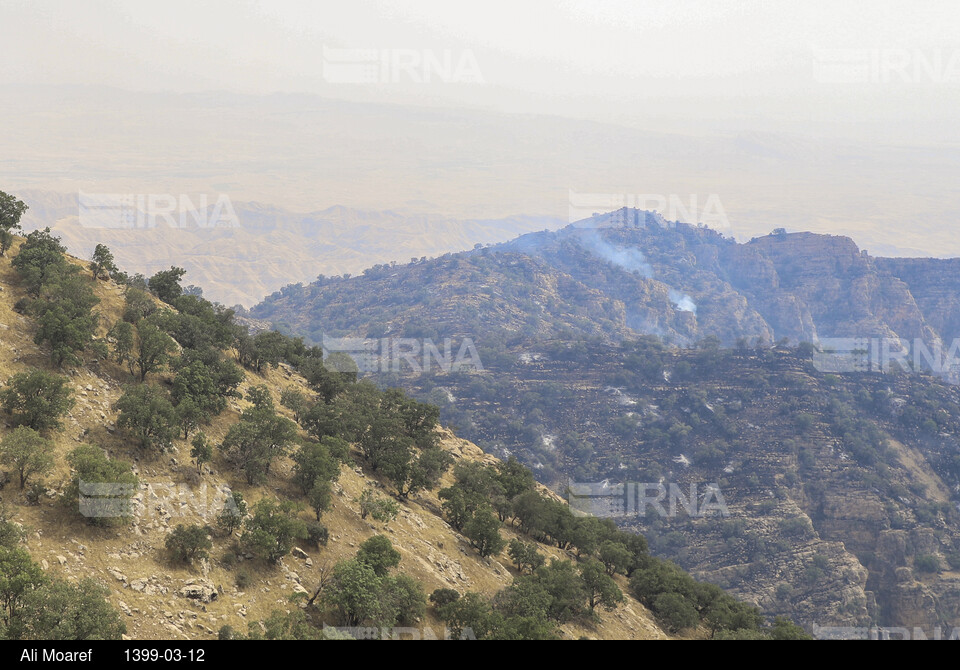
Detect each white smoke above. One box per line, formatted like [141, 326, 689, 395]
[577, 229, 652, 278]
[669, 289, 697, 314]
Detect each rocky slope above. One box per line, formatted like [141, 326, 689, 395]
[0, 239, 672, 640]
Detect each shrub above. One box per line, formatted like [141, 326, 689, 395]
[165, 524, 213, 565]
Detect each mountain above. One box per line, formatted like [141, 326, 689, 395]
[253, 208, 960, 355]
[1, 230, 799, 641]
[251, 210, 960, 630]
[15, 190, 563, 307]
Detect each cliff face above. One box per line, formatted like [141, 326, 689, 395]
[876, 258, 960, 347]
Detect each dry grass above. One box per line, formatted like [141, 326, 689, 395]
[0, 239, 670, 640]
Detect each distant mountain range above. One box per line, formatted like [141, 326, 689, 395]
[15, 189, 562, 307]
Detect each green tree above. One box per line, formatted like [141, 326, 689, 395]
[6, 577, 126, 640]
[292, 437, 344, 495]
[307, 479, 332, 521]
[356, 488, 399, 523]
[0, 191, 27, 257]
[598, 540, 633, 576]
[579, 558, 624, 612]
[0, 369, 74, 432]
[135, 321, 177, 381]
[529, 559, 587, 622]
[244, 609, 324, 640]
[384, 574, 427, 626]
[0, 427, 54, 489]
[107, 321, 135, 374]
[0, 228, 13, 258]
[190, 433, 213, 474]
[463, 505, 506, 558]
[250, 330, 287, 373]
[507, 539, 544, 574]
[122, 287, 157, 324]
[175, 396, 205, 439]
[652, 592, 699, 633]
[216, 491, 247, 535]
[0, 508, 26, 550]
[0, 191, 27, 233]
[280, 387, 308, 423]
[380, 438, 451, 498]
[166, 524, 213, 565]
[241, 499, 307, 563]
[30, 272, 100, 367]
[115, 384, 177, 452]
[439, 486, 471, 531]
[148, 266, 186, 304]
[63, 445, 138, 527]
[355, 535, 401, 577]
[429, 588, 460, 609]
[0, 546, 47, 629]
[89, 244, 117, 280]
[768, 616, 812, 640]
[220, 398, 298, 484]
[324, 559, 386, 627]
[11, 228, 69, 295]
[567, 517, 602, 558]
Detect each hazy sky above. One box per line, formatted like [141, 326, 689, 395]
[3, 0, 960, 143]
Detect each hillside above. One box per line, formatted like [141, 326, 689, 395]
[253, 210, 960, 354]
[250, 211, 960, 630]
[0, 230, 792, 641]
[401, 341, 960, 630]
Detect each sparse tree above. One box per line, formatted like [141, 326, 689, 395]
[355, 535, 401, 577]
[0, 427, 54, 490]
[280, 387, 308, 423]
[135, 322, 177, 381]
[356, 488, 399, 523]
[90, 244, 117, 280]
[216, 491, 247, 535]
[0, 191, 27, 258]
[241, 499, 307, 564]
[190, 433, 213, 474]
[148, 266, 186, 304]
[307, 478, 332, 521]
[463, 505, 505, 558]
[0, 369, 74, 432]
[115, 384, 177, 452]
[166, 524, 212, 565]
[107, 321, 135, 374]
